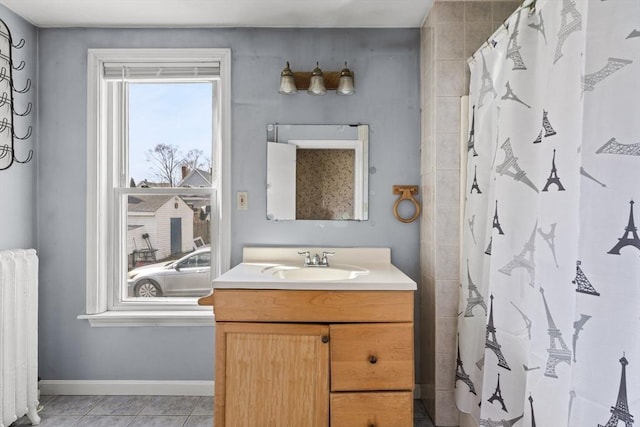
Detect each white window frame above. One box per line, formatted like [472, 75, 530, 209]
[80, 48, 231, 327]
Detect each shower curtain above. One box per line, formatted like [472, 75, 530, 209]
[456, 0, 639, 426]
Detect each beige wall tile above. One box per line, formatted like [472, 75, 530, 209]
[465, 2, 492, 22]
[436, 279, 461, 318]
[464, 65, 471, 95]
[435, 242, 460, 281]
[436, 23, 465, 59]
[435, 203, 460, 245]
[435, 97, 461, 133]
[424, 240, 436, 277]
[492, 0, 521, 24]
[436, 132, 461, 170]
[435, 169, 460, 205]
[464, 21, 495, 59]
[436, 60, 466, 96]
[435, 316, 458, 360]
[421, 219, 434, 256]
[435, 390, 459, 426]
[436, 352, 456, 391]
[435, 1, 465, 22]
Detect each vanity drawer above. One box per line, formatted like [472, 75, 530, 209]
[330, 323, 413, 391]
[330, 391, 413, 427]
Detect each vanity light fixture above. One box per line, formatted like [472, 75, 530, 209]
[336, 62, 355, 95]
[307, 62, 327, 95]
[278, 62, 298, 95]
[278, 61, 355, 96]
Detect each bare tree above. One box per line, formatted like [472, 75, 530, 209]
[145, 145, 212, 187]
[181, 149, 211, 173]
[146, 143, 182, 186]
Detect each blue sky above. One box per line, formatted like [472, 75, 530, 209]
[128, 82, 213, 184]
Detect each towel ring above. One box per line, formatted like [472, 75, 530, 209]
[392, 185, 420, 223]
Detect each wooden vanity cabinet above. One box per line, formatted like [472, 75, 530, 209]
[202, 289, 414, 427]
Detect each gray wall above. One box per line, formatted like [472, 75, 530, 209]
[0, 6, 37, 250]
[37, 27, 420, 380]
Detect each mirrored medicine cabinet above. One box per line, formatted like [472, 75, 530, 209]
[266, 124, 369, 221]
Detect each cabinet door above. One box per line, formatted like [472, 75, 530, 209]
[216, 322, 330, 427]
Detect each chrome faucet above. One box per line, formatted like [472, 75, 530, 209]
[298, 251, 334, 267]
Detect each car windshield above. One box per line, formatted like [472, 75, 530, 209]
[178, 252, 210, 269]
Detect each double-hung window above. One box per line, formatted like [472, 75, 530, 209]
[82, 49, 230, 326]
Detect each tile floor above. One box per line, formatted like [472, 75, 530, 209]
[12, 395, 435, 426]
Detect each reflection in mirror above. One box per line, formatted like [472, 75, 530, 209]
[267, 124, 369, 221]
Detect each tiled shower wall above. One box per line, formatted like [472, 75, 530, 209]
[419, 1, 520, 426]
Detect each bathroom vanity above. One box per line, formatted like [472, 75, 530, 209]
[198, 247, 416, 427]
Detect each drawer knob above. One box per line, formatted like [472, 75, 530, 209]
[321, 335, 330, 344]
[368, 355, 377, 364]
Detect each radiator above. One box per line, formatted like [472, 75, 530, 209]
[0, 249, 40, 426]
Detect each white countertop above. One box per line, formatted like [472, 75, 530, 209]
[213, 247, 417, 291]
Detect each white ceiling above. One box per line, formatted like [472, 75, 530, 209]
[0, 0, 434, 28]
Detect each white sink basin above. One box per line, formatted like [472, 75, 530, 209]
[211, 248, 417, 291]
[264, 264, 369, 281]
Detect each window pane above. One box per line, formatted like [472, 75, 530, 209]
[126, 193, 213, 298]
[128, 82, 213, 188]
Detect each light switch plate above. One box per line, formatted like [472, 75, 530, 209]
[237, 191, 248, 210]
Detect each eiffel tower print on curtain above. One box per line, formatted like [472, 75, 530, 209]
[492, 201, 505, 235]
[478, 53, 498, 108]
[582, 57, 633, 93]
[528, 11, 547, 44]
[553, 0, 582, 64]
[499, 222, 537, 287]
[496, 138, 539, 192]
[542, 149, 566, 191]
[456, 341, 477, 395]
[533, 110, 557, 143]
[506, 10, 526, 70]
[510, 301, 532, 340]
[529, 395, 537, 427]
[538, 223, 559, 267]
[479, 414, 524, 427]
[580, 166, 607, 187]
[501, 81, 531, 108]
[471, 166, 482, 194]
[569, 389, 577, 424]
[608, 200, 640, 255]
[573, 260, 600, 295]
[598, 355, 634, 427]
[468, 105, 478, 156]
[597, 138, 640, 156]
[487, 373, 508, 412]
[465, 260, 487, 318]
[485, 236, 493, 256]
[540, 288, 572, 378]
[572, 314, 591, 363]
[484, 295, 511, 371]
[468, 215, 478, 244]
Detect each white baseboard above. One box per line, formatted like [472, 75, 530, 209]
[39, 380, 214, 396]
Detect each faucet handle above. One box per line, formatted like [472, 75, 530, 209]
[297, 251, 311, 265]
[321, 251, 334, 265]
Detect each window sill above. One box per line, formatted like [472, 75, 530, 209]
[78, 310, 215, 327]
